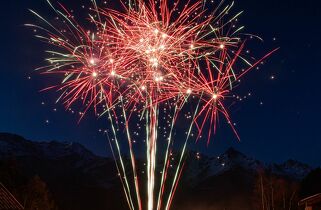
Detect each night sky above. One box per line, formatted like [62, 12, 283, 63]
[1, 0, 321, 166]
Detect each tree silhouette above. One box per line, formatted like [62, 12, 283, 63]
[299, 168, 321, 198]
[253, 170, 299, 210]
[23, 175, 57, 210]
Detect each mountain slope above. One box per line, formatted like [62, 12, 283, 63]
[0, 133, 126, 210]
[0, 133, 313, 210]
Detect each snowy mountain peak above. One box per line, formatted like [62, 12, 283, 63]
[0, 133, 95, 160]
[223, 147, 246, 159]
[270, 159, 312, 179]
[0, 133, 313, 181]
[185, 147, 312, 181]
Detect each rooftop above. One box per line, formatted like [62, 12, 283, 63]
[0, 183, 24, 210]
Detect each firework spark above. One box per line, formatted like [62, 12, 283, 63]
[28, 0, 277, 209]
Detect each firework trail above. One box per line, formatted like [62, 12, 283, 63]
[27, 0, 277, 209]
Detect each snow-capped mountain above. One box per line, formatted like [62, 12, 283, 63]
[0, 133, 312, 182]
[0, 133, 117, 188]
[0, 133, 315, 210]
[0, 133, 94, 160]
[184, 147, 312, 182]
[269, 159, 312, 179]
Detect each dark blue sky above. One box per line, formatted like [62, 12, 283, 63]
[1, 0, 321, 166]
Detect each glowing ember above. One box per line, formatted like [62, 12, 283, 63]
[28, 0, 278, 210]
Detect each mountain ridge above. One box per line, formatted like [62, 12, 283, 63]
[0, 132, 313, 180]
[0, 132, 314, 210]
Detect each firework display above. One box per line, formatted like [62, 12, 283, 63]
[27, 0, 277, 209]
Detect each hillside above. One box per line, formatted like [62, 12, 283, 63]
[0, 133, 313, 210]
